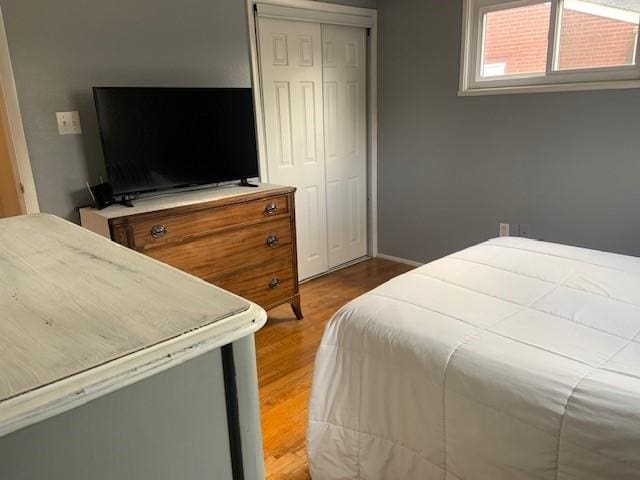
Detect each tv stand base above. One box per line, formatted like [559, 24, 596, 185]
[238, 178, 259, 188]
[116, 198, 135, 208]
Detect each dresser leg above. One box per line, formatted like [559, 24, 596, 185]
[291, 295, 303, 320]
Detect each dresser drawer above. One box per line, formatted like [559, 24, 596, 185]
[210, 257, 295, 310]
[130, 195, 290, 249]
[145, 217, 293, 279]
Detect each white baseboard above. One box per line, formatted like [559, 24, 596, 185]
[375, 253, 424, 267]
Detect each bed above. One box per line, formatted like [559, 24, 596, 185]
[307, 237, 640, 480]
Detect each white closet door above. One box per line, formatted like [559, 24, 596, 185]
[257, 18, 329, 280]
[322, 25, 368, 269]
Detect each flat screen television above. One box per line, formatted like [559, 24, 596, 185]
[93, 87, 260, 197]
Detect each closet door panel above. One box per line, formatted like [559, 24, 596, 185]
[322, 25, 368, 269]
[258, 18, 329, 281]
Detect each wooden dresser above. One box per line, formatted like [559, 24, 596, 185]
[80, 184, 302, 319]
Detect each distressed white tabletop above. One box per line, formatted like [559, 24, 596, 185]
[0, 214, 266, 436]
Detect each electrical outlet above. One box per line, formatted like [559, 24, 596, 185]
[499, 223, 510, 237]
[519, 224, 530, 238]
[56, 111, 82, 135]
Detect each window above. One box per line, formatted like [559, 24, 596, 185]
[460, 0, 640, 94]
[481, 2, 552, 77]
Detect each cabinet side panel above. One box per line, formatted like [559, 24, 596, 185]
[79, 209, 111, 238]
[0, 349, 234, 480]
[233, 335, 266, 480]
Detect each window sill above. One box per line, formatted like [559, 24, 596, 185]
[459, 79, 640, 96]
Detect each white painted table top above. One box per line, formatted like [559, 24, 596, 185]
[80, 183, 287, 219]
[0, 214, 266, 436]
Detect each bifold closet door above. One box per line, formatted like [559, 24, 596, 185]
[322, 25, 368, 268]
[257, 18, 329, 280]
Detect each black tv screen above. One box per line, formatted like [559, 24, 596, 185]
[94, 87, 259, 196]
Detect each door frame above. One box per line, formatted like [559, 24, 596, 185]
[246, 0, 378, 257]
[0, 7, 39, 215]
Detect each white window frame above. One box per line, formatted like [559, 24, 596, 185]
[459, 0, 640, 95]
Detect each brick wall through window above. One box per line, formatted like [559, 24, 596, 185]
[558, 9, 638, 69]
[482, 2, 639, 76]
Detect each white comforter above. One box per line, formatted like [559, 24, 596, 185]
[307, 237, 640, 480]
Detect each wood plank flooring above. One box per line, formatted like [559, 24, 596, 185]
[256, 258, 414, 479]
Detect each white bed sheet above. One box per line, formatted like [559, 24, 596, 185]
[307, 237, 640, 480]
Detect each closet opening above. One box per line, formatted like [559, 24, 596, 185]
[246, 0, 378, 281]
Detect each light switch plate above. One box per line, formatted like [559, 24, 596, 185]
[56, 111, 82, 135]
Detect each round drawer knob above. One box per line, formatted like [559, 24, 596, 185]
[269, 277, 281, 289]
[266, 234, 279, 247]
[150, 224, 167, 238]
[265, 203, 278, 215]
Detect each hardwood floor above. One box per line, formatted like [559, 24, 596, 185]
[256, 258, 414, 479]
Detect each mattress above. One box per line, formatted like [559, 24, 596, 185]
[307, 237, 640, 480]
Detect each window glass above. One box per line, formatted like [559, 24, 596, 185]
[482, 2, 552, 77]
[556, 0, 640, 70]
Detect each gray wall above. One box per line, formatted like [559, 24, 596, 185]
[378, 0, 640, 262]
[0, 0, 374, 221]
